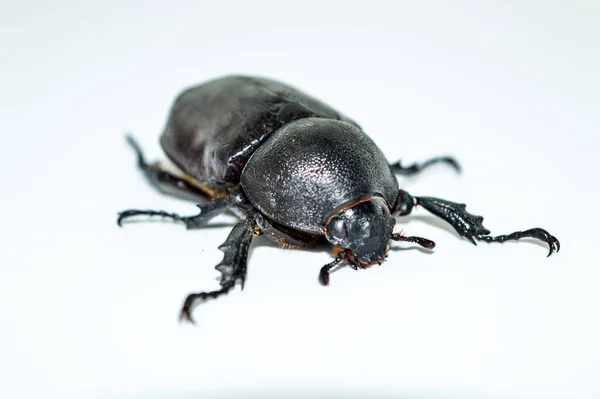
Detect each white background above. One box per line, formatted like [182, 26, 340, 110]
[1, 1, 598, 398]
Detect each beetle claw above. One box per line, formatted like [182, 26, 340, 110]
[179, 307, 196, 324]
[546, 234, 561, 257]
[391, 156, 462, 176]
[475, 228, 560, 257]
[178, 285, 235, 324]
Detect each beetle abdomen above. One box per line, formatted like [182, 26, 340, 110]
[160, 75, 354, 188]
[241, 118, 399, 234]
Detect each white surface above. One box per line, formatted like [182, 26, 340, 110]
[1, 1, 599, 398]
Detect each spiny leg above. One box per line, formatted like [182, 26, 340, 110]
[393, 190, 560, 256]
[125, 134, 210, 202]
[390, 156, 461, 176]
[180, 217, 255, 323]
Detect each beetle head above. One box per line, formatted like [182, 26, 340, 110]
[324, 197, 395, 266]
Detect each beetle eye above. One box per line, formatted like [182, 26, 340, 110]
[326, 218, 348, 245]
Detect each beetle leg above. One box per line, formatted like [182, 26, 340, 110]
[125, 134, 210, 202]
[118, 189, 252, 228]
[393, 190, 560, 256]
[117, 196, 231, 228]
[180, 217, 255, 323]
[473, 229, 560, 257]
[390, 156, 461, 176]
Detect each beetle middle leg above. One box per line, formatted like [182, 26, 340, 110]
[117, 189, 251, 228]
[390, 156, 461, 176]
[180, 216, 256, 323]
[393, 190, 560, 256]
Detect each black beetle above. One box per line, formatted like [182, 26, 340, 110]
[118, 75, 560, 322]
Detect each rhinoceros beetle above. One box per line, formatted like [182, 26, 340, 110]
[118, 75, 560, 322]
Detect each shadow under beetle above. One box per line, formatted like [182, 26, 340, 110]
[118, 75, 560, 323]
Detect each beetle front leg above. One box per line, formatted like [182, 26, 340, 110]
[393, 190, 560, 256]
[180, 216, 255, 323]
[390, 156, 461, 176]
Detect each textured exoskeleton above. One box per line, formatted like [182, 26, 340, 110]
[118, 75, 560, 322]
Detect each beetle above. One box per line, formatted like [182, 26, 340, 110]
[118, 75, 560, 322]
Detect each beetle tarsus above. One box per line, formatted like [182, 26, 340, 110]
[116, 208, 201, 228]
[117, 209, 188, 227]
[394, 191, 559, 256]
[390, 156, 461, 176]
[319, 252, 346, 286]
[475, 228, 560, 257]
[179, 285, 234, 323]
[179, 217, 255, 323]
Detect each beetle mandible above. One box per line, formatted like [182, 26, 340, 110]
[117, 75, 560, 322]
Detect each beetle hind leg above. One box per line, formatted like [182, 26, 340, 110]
[179, 217, 255, 323]
[390, 156, 461, 176]
[125, 134, 211, 202]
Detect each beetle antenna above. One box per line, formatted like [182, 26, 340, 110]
[391, 233, 436, 249]
[319, 251, 348, 286]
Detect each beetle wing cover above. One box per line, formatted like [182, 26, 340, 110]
[161, 75, 355, 187]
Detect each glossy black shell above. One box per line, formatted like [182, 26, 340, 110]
[241, 118, 398, 234]
[161, 75, 355, 188]
[160, 75, 399, 234]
